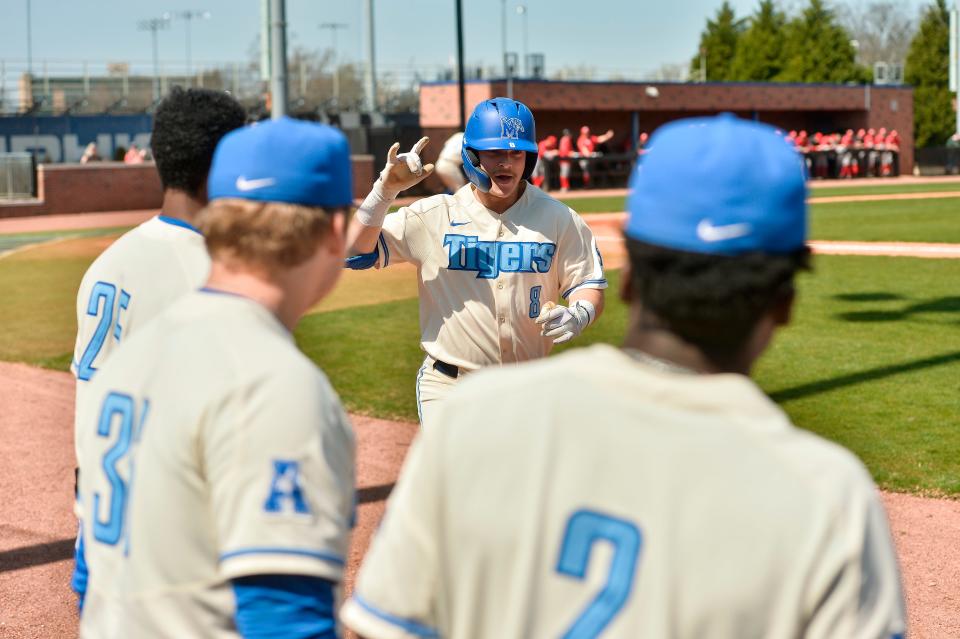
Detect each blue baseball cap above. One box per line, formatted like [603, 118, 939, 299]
[626, 114, 807, 255]
[208, 117, 353, 208]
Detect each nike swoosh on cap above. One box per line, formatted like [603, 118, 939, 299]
[235, 176, 278, 191]
[696, 219, 752, 243]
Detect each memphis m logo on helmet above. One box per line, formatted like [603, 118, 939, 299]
[461, 98, 538, 192]
[500, 117, 525, 142]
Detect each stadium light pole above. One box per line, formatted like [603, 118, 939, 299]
[320, 22, 348, 110]
[165, 10, 212, 85]
[270, 0, 288, 118]
[516, 4, 528, 77]
[455, 0, 466, 130]
[138, 17, 170, 103]
[26, 0, 33, 78]
[364, 0, 378, 112]
[501, 0, 507, 77]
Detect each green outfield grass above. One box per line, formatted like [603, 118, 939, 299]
[2, 202, 960, 495]
[294, 257, 960, 495]
[551, 182, 960, 215]
[808, 181, 960, 198]
[811, 197, 960, 243]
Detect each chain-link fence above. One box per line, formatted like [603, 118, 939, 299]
[0, 153, 36, 199]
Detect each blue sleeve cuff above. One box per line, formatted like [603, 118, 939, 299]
[72, 526, 88, 612]
[232, 574, 337, 639]
[345, 233, 389, 270]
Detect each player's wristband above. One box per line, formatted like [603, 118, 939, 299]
[354, 179, 398, 228]
[572, 299, 597, 330]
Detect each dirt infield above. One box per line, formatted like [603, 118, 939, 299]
[1, 362, 958, 638]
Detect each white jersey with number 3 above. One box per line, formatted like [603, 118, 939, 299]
[76, 291, 355, 638]
[72, 216, 210, 452]
[341, 344, 906, 639]
[375, 183, 605, 370]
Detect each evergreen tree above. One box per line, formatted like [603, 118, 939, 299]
[729, 0, 788, 81]
[778, 0, 860, 83]
[690, 2, 746, 82]
[905, 0, 954, 147]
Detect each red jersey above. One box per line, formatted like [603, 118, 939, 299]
[558, 136, 574, 158]
[538, 138, 557, 158]
[577, 135, 599, 155]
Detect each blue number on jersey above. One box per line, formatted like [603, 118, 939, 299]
[76, 282, 133, 381]
[76, 282, 116, 381]
[529, 285, 543, 318]
[92, 392, 149, 546]
[556, 509, 643, 638]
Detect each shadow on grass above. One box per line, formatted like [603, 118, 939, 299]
[770, 350, 960, 403]
[833, 292, 906, 302]
[836, 296, 960, 323]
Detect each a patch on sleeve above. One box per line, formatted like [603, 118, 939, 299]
[263, 460, 311, 515]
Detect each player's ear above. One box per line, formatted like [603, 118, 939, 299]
[619, 260, 634, 303]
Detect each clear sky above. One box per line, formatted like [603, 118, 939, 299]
[0, 0, 932, 80]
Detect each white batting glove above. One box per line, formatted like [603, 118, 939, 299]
[535, 300, 596, 344]
[379, 137, 435, 196]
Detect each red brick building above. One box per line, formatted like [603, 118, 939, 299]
[419, 79, 914, 174]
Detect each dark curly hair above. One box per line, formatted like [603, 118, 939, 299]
[151, 87, 247, 196]
[626, 237, 811, 364]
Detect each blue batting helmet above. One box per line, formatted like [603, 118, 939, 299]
[461, 98, 538, 192]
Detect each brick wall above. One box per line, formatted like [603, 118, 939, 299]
[0, 156, 377, 219]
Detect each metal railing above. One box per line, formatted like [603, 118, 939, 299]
[0, 152, 36, 199]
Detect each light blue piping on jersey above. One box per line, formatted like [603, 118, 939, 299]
[415, 363, 426, 425]
[350, 593, 440, 638]
[198, 286, 248, 299]
[561, 278, 608, 299]
[378, 232, 390, 267]
[219, 547, 345, 566]
[157, 215, 202, 235]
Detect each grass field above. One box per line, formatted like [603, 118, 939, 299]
[2, 189, 959, 495]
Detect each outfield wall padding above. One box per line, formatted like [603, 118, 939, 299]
[0, 155, 376, 219]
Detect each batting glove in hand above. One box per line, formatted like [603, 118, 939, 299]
[379, 137, 435, 195]
[535, 300, 596, 344]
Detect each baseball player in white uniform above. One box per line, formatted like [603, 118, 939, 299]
[341, 115, 907, 638]
[70, 87, 246, 600]
[434, 131, 466, 192]
[346, 98, 606, 428]
[74, 118, 356, 638]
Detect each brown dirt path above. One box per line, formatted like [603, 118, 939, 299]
[1, 362, 958, 638]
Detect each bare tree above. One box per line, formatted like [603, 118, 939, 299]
[838, 0, 916, 67]
[651, 63, 689, 82]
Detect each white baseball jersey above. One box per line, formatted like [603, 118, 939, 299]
[374, 183, 606, 370]
[72, 215, 210, 450]
[342, 344, 907, 639]
[76, 291, 355, 638]
[437, 132, 464, 164]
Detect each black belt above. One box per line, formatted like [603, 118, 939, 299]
[433, 359, 460, 378]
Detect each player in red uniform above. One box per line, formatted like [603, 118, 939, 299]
[882, 129, 900, 176]
[558, 129, 574, 192]
[531, 134, 558, 189]
[576, 125, 614, 188]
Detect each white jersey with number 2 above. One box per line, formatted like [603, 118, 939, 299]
[342, 344, 906, 639]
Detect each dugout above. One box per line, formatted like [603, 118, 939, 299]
[418, 79, 914, 190]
